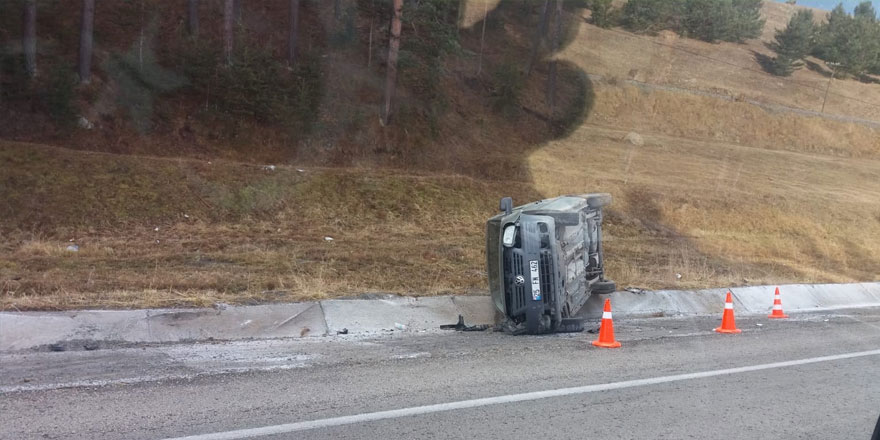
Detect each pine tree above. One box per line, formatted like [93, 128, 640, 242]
[590, 0, 614, 28]
[682, 0, 725, 42]
[727, 0, 765, 43]
[842, 16, 880, 75]
[814, 2, 880, 76]
[854, 1, 877, 21]
[768, 9, 814, 76]
[682, 0, 764, 43]
[621, 0, 683, 34]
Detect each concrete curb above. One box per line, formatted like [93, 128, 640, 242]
[0, 296, 497, 352]
[579, 282, 880, 319]
[2, 283, 879, 351]
[0, 303, 329, 351]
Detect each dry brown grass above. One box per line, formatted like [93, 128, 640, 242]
[528, 124, 880, 290]
[589, 84, 880, 160]
[3, 1, 880, 310]
[0, 141, 541, 310]
[564, 2, 880, 123]
[5, 107, 879, 310]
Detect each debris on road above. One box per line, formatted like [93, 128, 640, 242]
[336, 328, 349, 335]
[440, 315, 490, 332]
[394, 323, 407, 331]
[556, 318, 585, 333]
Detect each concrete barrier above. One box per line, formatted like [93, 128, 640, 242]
[0, 303, 328, 351]
[322, 295, 496, 334]
[579, 282, 880, 319]
[2, 283, 879, 351]
[732, 283, 880, 314]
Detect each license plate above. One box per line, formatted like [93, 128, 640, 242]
[529, 260, 541, 301]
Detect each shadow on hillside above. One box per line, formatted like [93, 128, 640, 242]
[0, 0, 595, 186]
[857, 73, 880, 84]
[444, 0, 595, 185]
[752, 50, 776, 75]
[604, 185, 819, 290]
[804, 59, 880, 84]
[805, 59, 834, 78]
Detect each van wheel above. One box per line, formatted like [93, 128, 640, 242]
[592, 280, 616, 295]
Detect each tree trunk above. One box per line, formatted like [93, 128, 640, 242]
[476, 0, 488, 76]
[233, 0, 242, 24]
[186, 0, 199, 37]
[23, 0, 37, 78]
[288, 0, 300, 66]
[78, 0, 95, 84]
[526, 0, 550, 77]
[223, 0, 234, 66]
[367, 0, 377, 67]
[138, 0, 145, 68]
[381, 0, 403, 126]
[546, 0, 562, 121]
[367, 13, 374, 67]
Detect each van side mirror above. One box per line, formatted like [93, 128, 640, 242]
[499, 197, 513, 215]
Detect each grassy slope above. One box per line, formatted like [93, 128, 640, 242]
[581, 2, 880, 122]
[0, 140, 539, 309]
[2, 1, 880, 310]
[529, 125, 880, 288]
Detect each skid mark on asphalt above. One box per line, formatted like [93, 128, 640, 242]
[843, 315, 880, 332]
[0, 363, 310, 394]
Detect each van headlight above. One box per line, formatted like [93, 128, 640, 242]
[502, 225, 516, 247]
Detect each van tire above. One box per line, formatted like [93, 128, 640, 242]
[592, 280, 616, 295]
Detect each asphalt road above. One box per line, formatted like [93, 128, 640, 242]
[2, 309, 880, 439]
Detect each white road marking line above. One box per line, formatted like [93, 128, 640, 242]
[161, 348, 880, 440]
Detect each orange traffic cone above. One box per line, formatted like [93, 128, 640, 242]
[768, 287, 789, 319]
[714, 291, 742, 334]
[592, 299, 621, 348]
